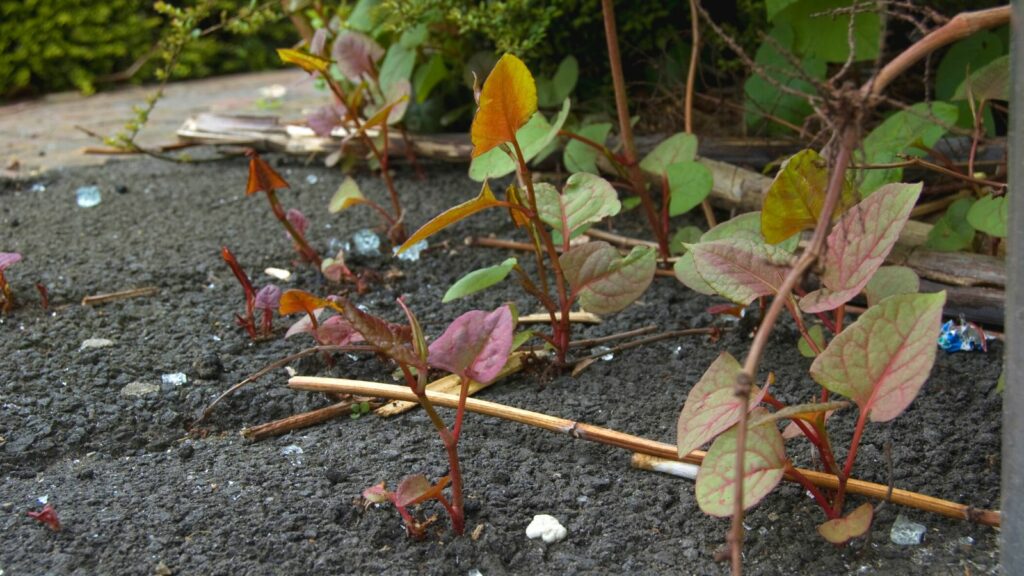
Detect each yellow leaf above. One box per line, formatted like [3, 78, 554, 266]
[398, 182, 502, 253]
[363, 94, 410, 130]
[470, 54, 537, 158]
[277, 48, 330, 74]
[328, 177, 366, 213]
[761, 149, 857, 244]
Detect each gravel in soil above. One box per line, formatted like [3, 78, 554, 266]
[0, 157, 1002, 575]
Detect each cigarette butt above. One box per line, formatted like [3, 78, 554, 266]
[631, 453, 699, 481]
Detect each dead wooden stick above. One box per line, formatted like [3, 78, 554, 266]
[288, 377, 1000, 527]
[240, 397, 380, 440]
[81, 286, 159, 306]
[519, 311, 602, 325]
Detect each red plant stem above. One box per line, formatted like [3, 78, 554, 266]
[34, 283, 49, 310]
[264, 190, 323, 268]
[786, 463, 840, 520]
[599, 0, 670, 258]
[512, 138, 573, 364]
[0, 272, 11, 313]
[835, 407, 871, 514]
[452, 375, 470, 442]
[220, 246, 257, 337]
[762, 394, 820, 445]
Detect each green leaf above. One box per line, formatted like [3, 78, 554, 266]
[469, 98, 571, 181]
[563, 122, 612, 175]
[670, 226, 703, 255]
[639, 132, 698, 175]
[537, 55, 579, 108]
[621, 196, 642, 211]
[773, 0, 880, 62]
[666, 161, 713, 216]
[702, 211, 798, 252]
[766, 0, 800, 20]
[925, 197, 976, 251]
[560, 242, 656, 315]
[378, 43, 416, 97]
[512, 330, 534, 351]
[329, 176, 367, 213]
[688, 238, 792, 305]
[536, 173, 620, 243]
[399, 23, 429, 49]
[673, 252, 716, 295]
[412, 53, 448, 104]
[744, 24, 826, 136]
[954, 55, 1010, 103]
[966, 194, 1008, 238]
[936, 32, 1003, 100]
[797, 324, 827, 358]
[443, 258, 517, 303]
[858, 102, 958, 195]
[761, 149, 856, 244]
[346, 0, 380, 32]
[800, 182, 922, 313]
[811, 291, 946, 422]
[864, 266, 919, 308]
[695, 413, 787, 517]
[677, 353, 767, 457]
[817, 503, 874, 544]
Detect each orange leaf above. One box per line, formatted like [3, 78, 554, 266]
[279, 289, 333, 316]
[761, 149, 856, 244]
[277, 48, 330, 74]
[246, 151, 290, 196]
[470, 54, 537, 158]
[397, 181, 502, 253]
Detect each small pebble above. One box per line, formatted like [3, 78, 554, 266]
[115, 185, 129, 194]
[325, 469, 346, 485]
[80, 338, 114, 350]
[178, 445, 194, 461]
[161, 373, 188, 386]
[191, 353, 223, 380]
[526, 514, 567, 543]
[121, 381, 160, 397]
[890, 513, 927, 545]
[75, 185, 102, 208]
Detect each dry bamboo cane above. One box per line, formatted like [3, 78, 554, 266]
[287, 377, 1000, 528]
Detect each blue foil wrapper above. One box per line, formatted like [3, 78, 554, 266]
[937, 319, 988, 353]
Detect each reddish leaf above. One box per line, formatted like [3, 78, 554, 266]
[818, 503, 874, 544]
[394, 474, 451, 507]
[285, 208, 309, 238]
[677, 352, 768, 457]
[810, 292, 946, 422]
[761, 149, 856, 244]
[398, 181, 503, 254]
[688, 238, 792, 305]
[0, 252, 22, 271]
[342, 305, 421, 369]
[315, 315, 365, 346]
[246, 151, 290, 196]
[279, 289, 334, 316]
[308, 104, 345, 137]
[428, 305, 514, 384]
[332, 31, 384, 82]
[695, 412, 787, 517]
[254, 285, 281, 311]
[363, 482, 392, 504]
[27, 504, 61, 532]
[560, 242, 656, 315]
[470, 53, 538, 158]
[800, 183, 921, 313]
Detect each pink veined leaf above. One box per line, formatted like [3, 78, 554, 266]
[286, 209, 309, 238]
[817, 503, 874, 544]
[559, 242, 656, 315]
[284, 308, 324, 339]
[394, 474, 451, 508]
[810, 291, 946, 422]
[308, 104, 346, 137]
[342, 305, 422, 369]
[800, 182, 921, 313]
[0, 252, 22, 270]
[315, 315, 365, 346]
[332, 31, 384, 82]
[428, 305, 514, 384]
[677, 352, 768, 457]
[695, 411, 787, 517]
[254, 285, 282, 311]
[309, 28, 328, 57]
[688, 238, 792, 305]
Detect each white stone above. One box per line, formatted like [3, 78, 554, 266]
[526, 514, 567, 543]
[121, 381, 160, 397]
[80, 338, 114, 350]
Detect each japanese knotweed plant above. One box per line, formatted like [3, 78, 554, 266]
[396, 54, 657, 365]
[278, 289, 515, 538]
[675, 148, 945, 544]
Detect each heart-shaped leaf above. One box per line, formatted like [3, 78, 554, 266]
[469, 98, 570, 180]
[428, 305, 515, 384]
[702, 211, 799, 252]
[926, 197, 977, 251]
[329, 177, 367, 213]
[331, 31, 384, 82]
[695, 413, 787, 517]
[677, 352, 768, 457]
[810, 291, 946, 422]
[761, 149, 857, 244]
[857, 102, 958, 195]
[666, 161, 714, 216]
[560, 242, 656, 315]
[818, 503, 874, 544]
[966, 194, 1007, 238]
[953, 55, 1009, 103]
[470, 53, 538, 158]
[639, 132, 698, 175]
[536, 173, 620, 243]
[277, 48, 330, 74]
[394, 474, 451, 507]
[246, 152, 290, 195]
[443, 258, 518, 303]
[563, 122, 612, 175]
[398, 181, 503, 254]
[673, 252, 716, 295]
[800, 182, 921, 313]
[688, 238, 792, 305]
[864, 266, 919, 308]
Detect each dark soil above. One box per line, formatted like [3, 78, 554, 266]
[0, 157, 1003, 575]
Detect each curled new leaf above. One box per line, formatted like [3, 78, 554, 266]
[398, 182, 503, 254]
[695, 413, 787, 517]
[470, 53, 538, 158]
[761, 149, 855, 244]
[428, 305, 514, 384]
[677, 352, 768, 457]
[277, 48, 330, 74]
[560, 242, 656, 315]
[818, 503, 874, 544]
[246, 151, 290, 195]
[810, 291, 946, 422]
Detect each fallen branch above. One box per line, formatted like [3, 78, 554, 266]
[240, 397, 380, 440]
[287, 377, 1000, 528]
